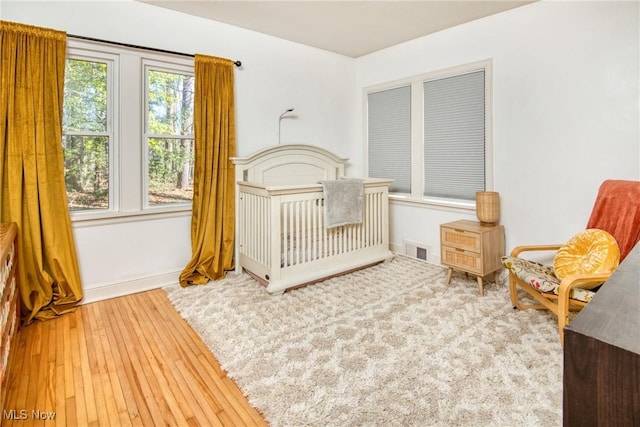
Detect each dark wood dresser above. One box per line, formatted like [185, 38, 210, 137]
[563, 242, 640, 426]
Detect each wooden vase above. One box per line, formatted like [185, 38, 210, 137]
[476, 191, 500, 225]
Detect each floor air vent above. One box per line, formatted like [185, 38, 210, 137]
[404, 240, 430, 261]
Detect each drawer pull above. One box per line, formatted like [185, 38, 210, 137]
[455, 248, 464, 252]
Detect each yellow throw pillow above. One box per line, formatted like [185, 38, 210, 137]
[553, 229, 620, 280]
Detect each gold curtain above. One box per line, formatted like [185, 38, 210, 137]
[0, 21, 83, 323]
[179, 55, 236, 286]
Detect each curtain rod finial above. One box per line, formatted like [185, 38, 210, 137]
[234, 60, 242, 67]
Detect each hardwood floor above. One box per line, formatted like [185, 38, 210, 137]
[2, 289, 268, 426]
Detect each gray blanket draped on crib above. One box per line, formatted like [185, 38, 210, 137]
[320, 179, 364, 228]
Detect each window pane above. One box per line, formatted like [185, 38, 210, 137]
[147, 138, 194, 206]
[423, 71, 485, 201]
[63, 59, 107, 133]
[63, 135, 109, 211]
[147, 70, 194, 136]
[368, 86, 412, 193]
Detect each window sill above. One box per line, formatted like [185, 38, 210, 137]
[389, 194, 476, 213]
[70, 206, 192, 228]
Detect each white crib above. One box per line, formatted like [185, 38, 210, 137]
[231, 144, 393, 294]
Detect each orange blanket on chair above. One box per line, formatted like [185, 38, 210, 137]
[586, 179, 640, 261]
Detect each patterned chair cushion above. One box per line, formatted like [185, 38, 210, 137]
[501, 256, 596, 303]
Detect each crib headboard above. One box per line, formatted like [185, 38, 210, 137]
[230, 144, 348, 186]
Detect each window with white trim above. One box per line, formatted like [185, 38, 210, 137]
[144, 63, 195, 208]
[366, 60, 493, 207]
[62, 40, 195, 219]
[63, 52, 116, 212]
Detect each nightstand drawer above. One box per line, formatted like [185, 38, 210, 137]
[441, 245, 482, 274]
[441, 227, 481, 252]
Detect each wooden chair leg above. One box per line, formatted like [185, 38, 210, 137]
[509, 273, 524, 310]
[557, 287, 571, 347]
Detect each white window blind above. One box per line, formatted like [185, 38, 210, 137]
[423, 70, 485, 200]
[367, 85, 411, 193]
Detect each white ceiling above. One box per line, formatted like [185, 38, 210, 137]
[141, 1, 536, 58]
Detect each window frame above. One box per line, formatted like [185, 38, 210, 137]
[63, 39, 195, 224]
[142, 60, 195, 210]
[63, 46, 119, 216]
[364, 59, 493, 211]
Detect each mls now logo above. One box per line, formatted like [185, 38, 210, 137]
[4, 409, 56, 420]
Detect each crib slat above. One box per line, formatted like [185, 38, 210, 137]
[305, 200, 310, 263]
[320, 199, 325, 259]
[248, 194, 254, 260]
[365, 192, 371, 248]
[298, 202, 301, 263]
[376, 193, 380, 244]
[261, 195, 267, 264]
[257, 195, 262, 263]
[285, 201, 289, 267]
[374, 192, 379, 245]
[253, 194, 258, 260]
[291, 201, 295, 266]
[312, 199, 318, 261]
[263, 195, 268, 264]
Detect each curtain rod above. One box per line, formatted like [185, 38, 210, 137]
[68, 34, 242, 67]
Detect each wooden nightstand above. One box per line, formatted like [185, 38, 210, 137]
[440, 219, 505, 296]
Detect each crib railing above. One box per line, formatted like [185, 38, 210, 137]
[236, 179, 392, 277]
[280, 189, 385, 268]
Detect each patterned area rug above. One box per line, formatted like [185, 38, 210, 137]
[164, 255, 562, 427]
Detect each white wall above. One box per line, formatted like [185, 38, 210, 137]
[356, 0, 640, 261]
[3, 0, 638, 300]
[2, 0, 358, 302]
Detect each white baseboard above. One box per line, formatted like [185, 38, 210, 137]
[390, 242, 403, 254]
[81, 270, 181, 305]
